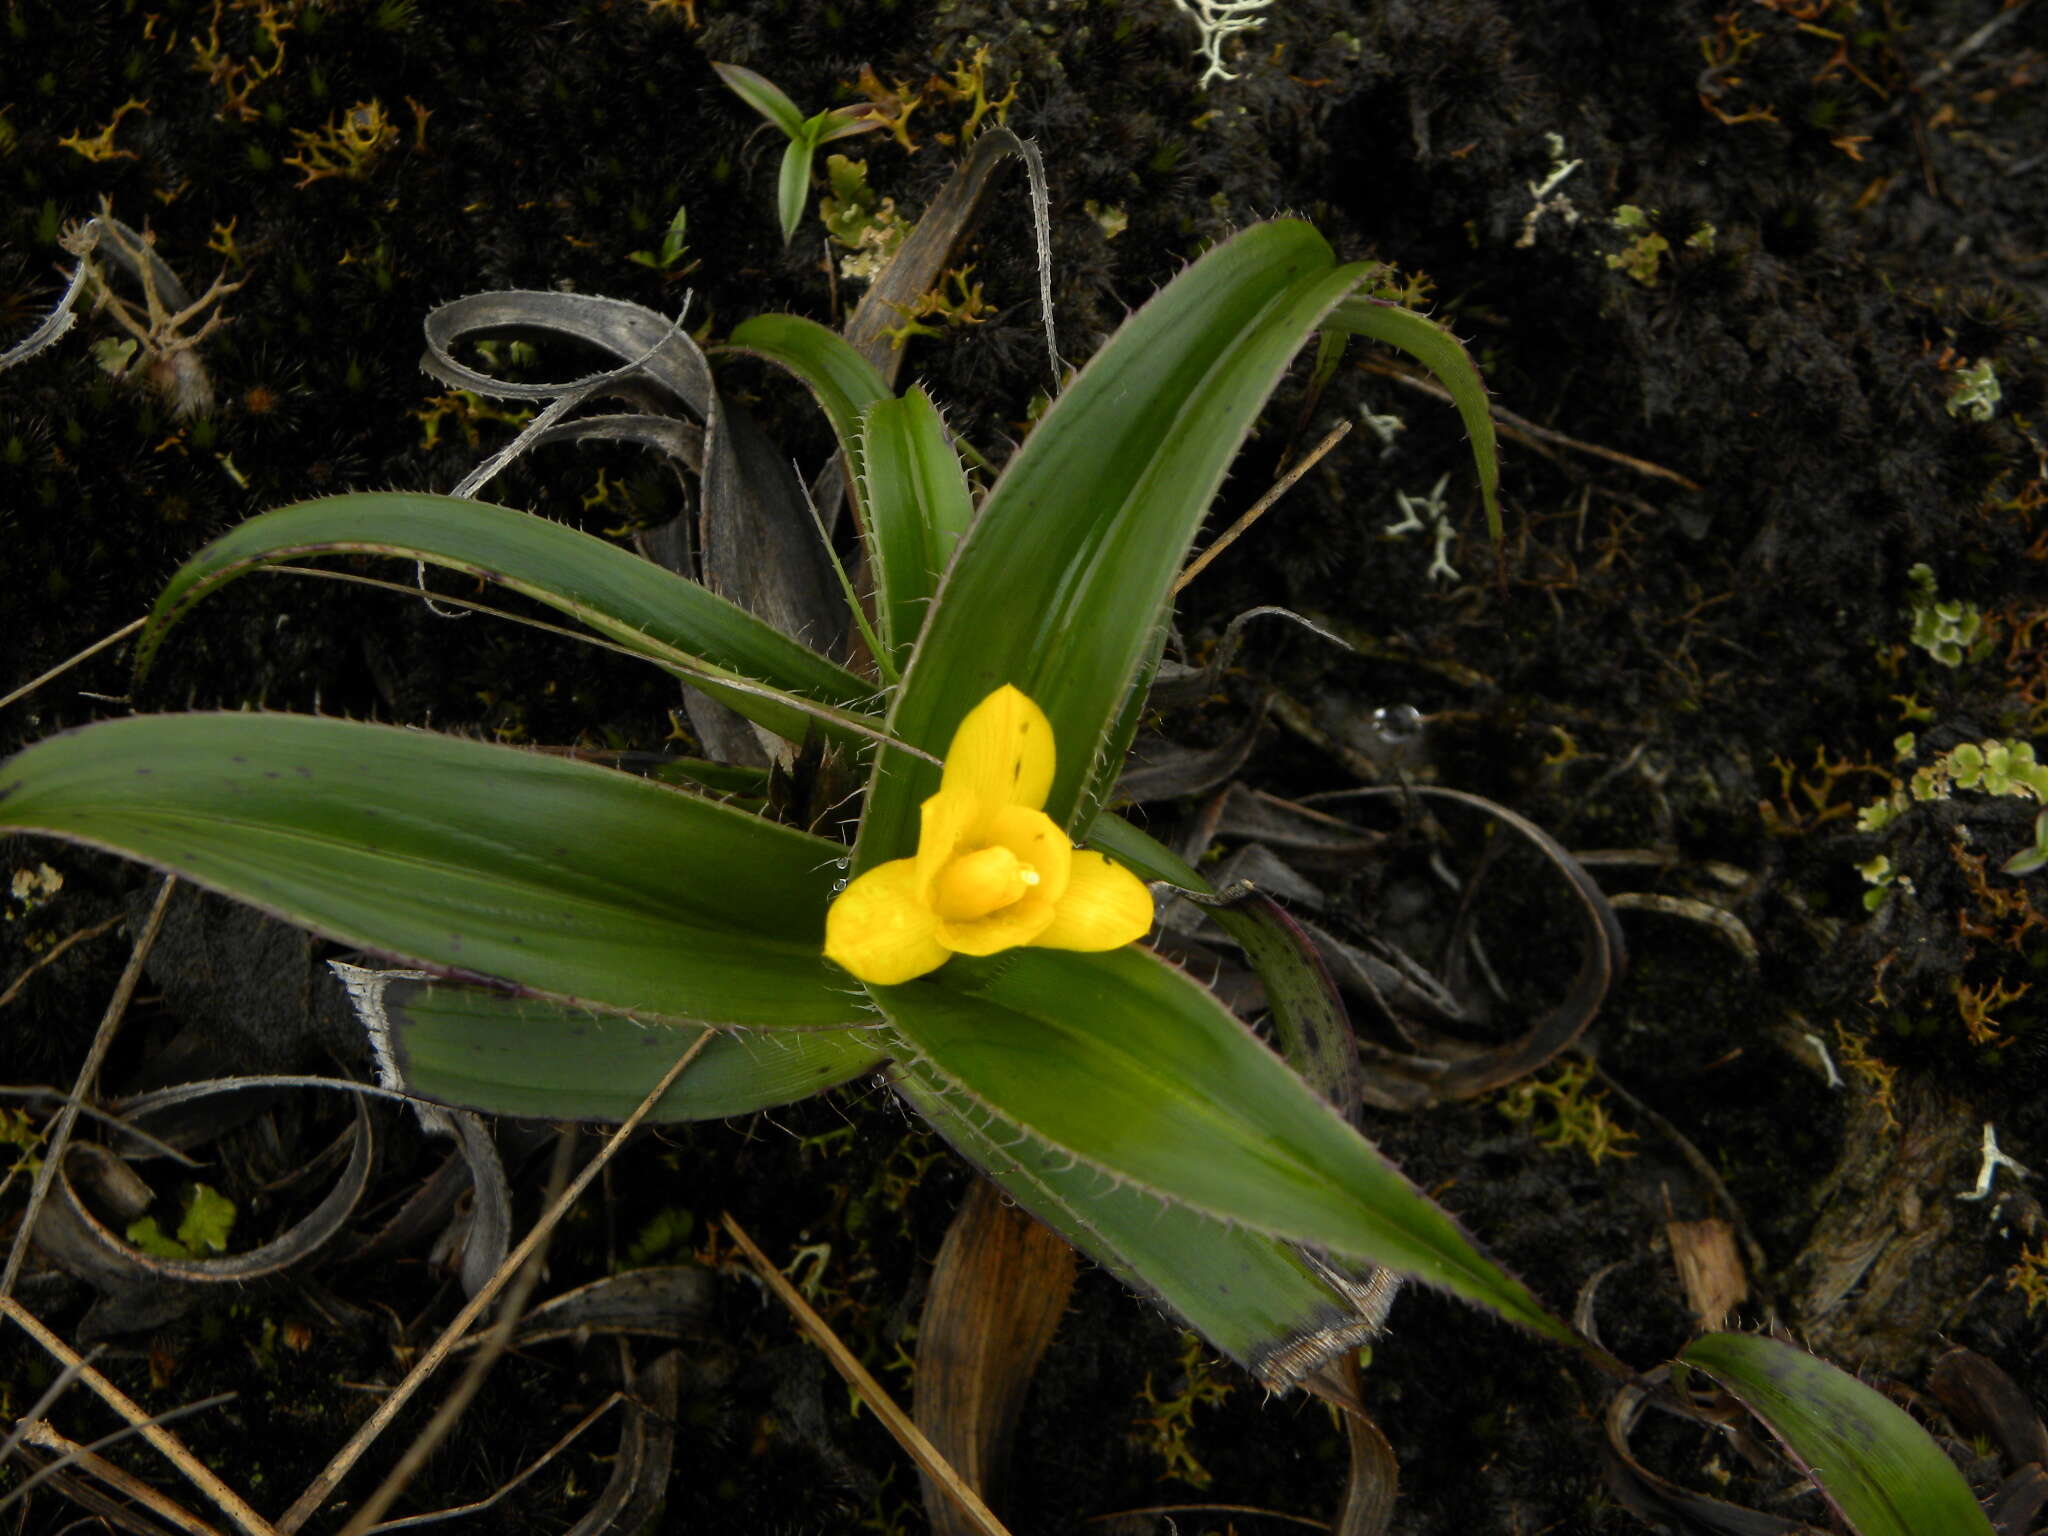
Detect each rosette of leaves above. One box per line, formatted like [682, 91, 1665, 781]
[5, 213, 2006, 1532]
[1, 220, 1561, 1393]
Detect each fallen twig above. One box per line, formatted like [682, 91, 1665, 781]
[723, 1211, 1013, 1536]
[1, 876, 175, 1297]
[1176, 420, 1353, 593]
[279, 1027, 718, 1534]
[0, 1296, 275, 1536]
[1361, 358, 1703, 492]
[0, 914, 126, 1011]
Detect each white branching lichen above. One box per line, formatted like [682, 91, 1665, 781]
[1168, 0, 1273, 89]
[1384, 472, 1460, 584]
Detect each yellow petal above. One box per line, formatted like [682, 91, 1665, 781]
[939, 888, 1058, 956]
[941, 684, 1056, 812]
[1032, 852, 1154, 952]
[915, 787, 983, 897]
[983, 803, 1073, 904]
[824, 858, 950, 985]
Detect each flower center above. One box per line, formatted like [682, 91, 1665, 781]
[931, 844, 1041, 923]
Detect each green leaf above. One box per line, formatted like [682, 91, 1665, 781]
[1679, 1333, 1995, 1536]
[140, 492, 880, 748]
[776, 135, 813, 246]
[177, 1183, 237, 1255]
[125, 1216, 187, 1259]
[876, 946, 1572, 1346]
[126, 1183, 237, 1259]
[858, 386, 975, 664]
[342, 969, 887, 1122]
[858, 222, 1378, 871]
[0, 713, 858, 1028]
[657, 202, 689, 269]
[814, 104, 885, 146]
[1086, 810, 1360, 1109]
[1328, 296, 1501, 543]
[1081, 807, 1202, 885]
[725, 313, 891, 529]
[711, 61, 807, 140]
[893, 1052, 1382, 1385]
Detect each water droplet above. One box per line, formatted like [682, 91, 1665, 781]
[1369, 704, 1425, 745]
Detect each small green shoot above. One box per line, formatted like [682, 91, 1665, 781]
[1606, 205, 1671, 286]
[2005, 809, 2048, 876]
[627, 201, 692, 271]
[624, 1207, 697, 1267]
[713, 62, 884, 244]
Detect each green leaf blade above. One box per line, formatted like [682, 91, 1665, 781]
[724, 313, 891, 555]
[711, 61, 807, 140]
[140, 492, 879, 746]
[1330, 296, 1501, 542]
[893, 1051, 1380, 1384]
[776, 136, 812, 245]
[858, 386, 975, 663]
[346, 969, 886, 1122]
[725, 314, 891, 474]
[0, 714, 859, 1028]
[859, 221, 1377, 870]
[1680, 1333, 1995, 1536]
[876, 946, 1571, 1346]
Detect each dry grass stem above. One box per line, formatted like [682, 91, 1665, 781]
[1175, 419, 1353, 594]
[21, 1420, 229, 1536]
[2, 875, 175, 1297]
[0, 616, 146, 714]
[0, 913, 126, 1011]
[359, 1392, 628, 1533]
[1360, 358, 1703, 491]
[1086, 1504, 1330, 1531]
[278, 1028, 718, 1534]
[0, 1389, 237, 1523]
[721, 1212, 1014, 1536]
[0, 1296, 275, 1536]
[336, 1131, 579, 1536]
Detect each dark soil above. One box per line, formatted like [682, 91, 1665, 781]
[3, 2, 2045, 1533]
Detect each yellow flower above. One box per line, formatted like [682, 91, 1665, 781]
[825, 685, 1155, 985]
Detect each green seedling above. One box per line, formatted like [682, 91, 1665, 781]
[712, 62, 884, 244]
[2005, 809, 2048, 877]
[627, 200, 692, 272]
[1606, 205, 1671, 286]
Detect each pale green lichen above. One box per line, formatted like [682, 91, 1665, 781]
[1906, 563, 1983, 667]
[1946, 358, 2001, 422]
[819, 154, 911, 284]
